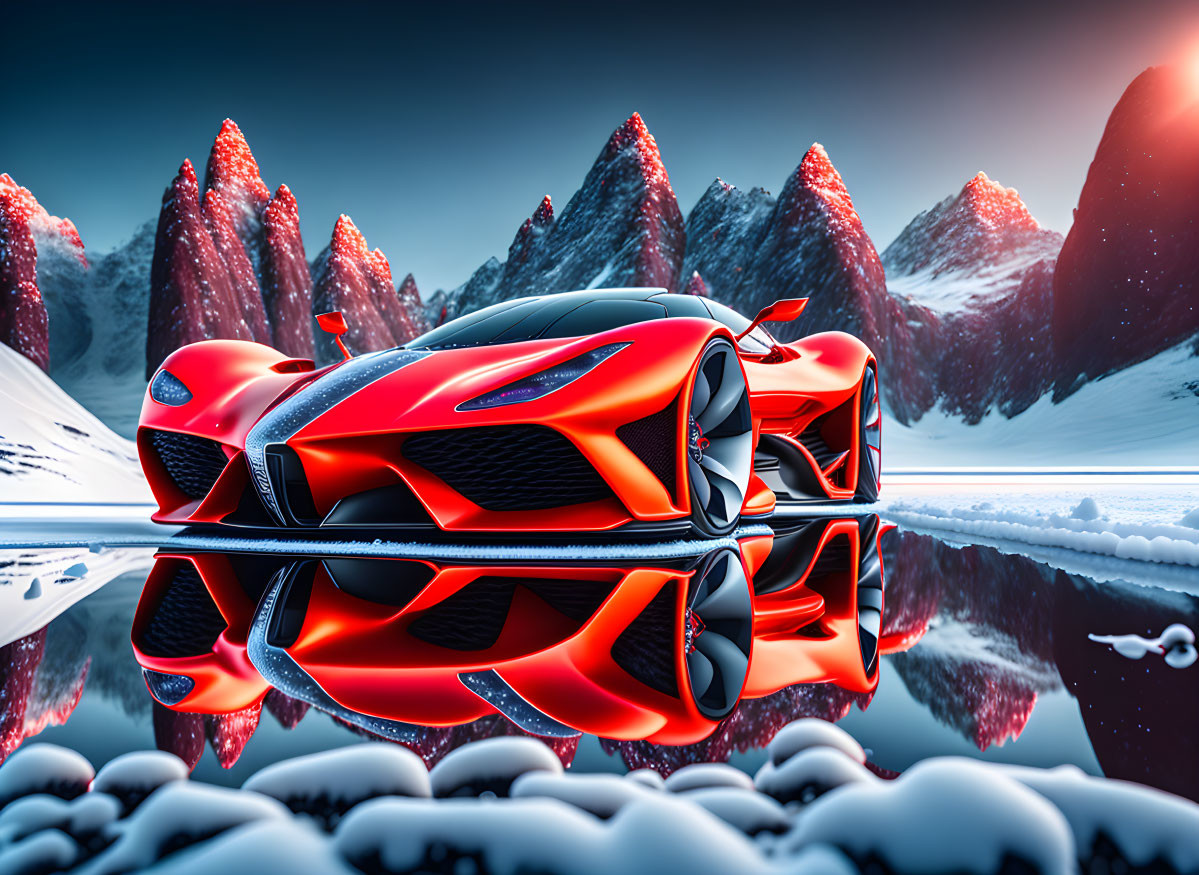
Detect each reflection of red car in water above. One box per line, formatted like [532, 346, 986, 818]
[132, 516, 894, 745]
[138, 289, 880, 539]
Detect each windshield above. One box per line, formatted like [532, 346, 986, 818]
[702, 300, 776, 355]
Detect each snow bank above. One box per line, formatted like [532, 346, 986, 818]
[883, 341, 1199, 468]
[884, 497, 1199, 568]
[0, 344, 148, 503]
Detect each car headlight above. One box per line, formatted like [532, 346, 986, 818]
[150, 370, 193, 406]
[457, 343, 630, 411]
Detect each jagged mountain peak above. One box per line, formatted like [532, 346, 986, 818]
[397, 272, 420, 300]
[956, 172, 1040, 233]
[605, 112, 670, 188]
[264, 184, 299, 227]
[508, 195, 554, 263]
[785, 143, 861, 229]
[203, 119, 270, 214]
[0, 173, 87, 264]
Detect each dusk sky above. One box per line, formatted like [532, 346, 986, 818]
[5, 0, 1199, 292]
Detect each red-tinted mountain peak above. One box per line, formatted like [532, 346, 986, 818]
[203, 119, 270, 213]
[793, 143, 859, 225]
[262, 183, 315, 358]
[0, 173, 87, 266]
[332, 214, 368, 259]
[957, 172, 1039, 233]
[684, 270, 708, 296]
[606, 112, 669, 187]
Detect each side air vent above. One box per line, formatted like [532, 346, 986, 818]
[796, 419, 842, 469]
[611, 582, 679, 697]
[616, 400, 678, 497]
[402, 426, 613, 511]
[148, 430, 228, 501]
[138, 565, 227, 658]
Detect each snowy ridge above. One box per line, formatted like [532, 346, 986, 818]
[0, 344, 148, 503]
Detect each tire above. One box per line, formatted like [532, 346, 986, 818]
[686, 338, 754, 537]
[684, 549, 753, 720]
[853, 366, 881, 503]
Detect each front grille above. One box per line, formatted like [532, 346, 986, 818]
[407, 577, 516, 651]
[148, 429, 228, 500]
[138, 565, 227, 658]
[611, 582, 678, 697]
[616, 400, 678, 497]
[402, 426, 613, 511]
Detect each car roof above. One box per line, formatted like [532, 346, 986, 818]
[407, 288, 724, 349]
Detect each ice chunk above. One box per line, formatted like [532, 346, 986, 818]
[766, 718, 866, 767]
[243, 744, 430, 827]
[784, 758, 1075, 873]
[1089, 623, 1196, 669]
[511, 772, 651, 819]
[23, 578, 41, 600]
[755, 747, 876, 805]
[0, 744, 93, 807]
[1071, 498, 1102, 521]
[63, 563, 88, 578]
[91, 751, 189, 815]
[664, 763, 754, 793]
[685, 787, 790, 835]
[429, 736, 563, 798]
[1180, 508, 1199, 529]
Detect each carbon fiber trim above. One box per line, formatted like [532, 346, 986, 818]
[245, 348, 428, 524]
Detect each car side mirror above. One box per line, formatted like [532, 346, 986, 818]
[735, 298, 808, 342]
[317, 311, 352, 360]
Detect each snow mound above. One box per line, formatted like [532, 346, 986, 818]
[766, 717, 866, 767]
[428, 736, 563, 798]
[91, 752, 188, 815]
[1072, 497, 1101, 521]
[684, 787, 790, 836]
[664, 763, 754, 794]
[0, 744, 92, 807]
[755, 747, 877, 806]
[511, 772, 651, 819]
[150, 819, 354, 875]
[1181, 508, 1199, 529]
[243, 744, 430, 825]
[0, 344, 148, 503]
[783, 757, 1076, 873]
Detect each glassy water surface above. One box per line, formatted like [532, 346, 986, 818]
[2, 522, 1194, 802]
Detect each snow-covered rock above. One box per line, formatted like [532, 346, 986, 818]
[684, 786, 790, 836]
[783, 757, 1076, 873]
[754, 746, 877, 806]
[511, 772, 651, 819]
[765, 718, 866, 767]
[663, 762, 754, 794]
[0, 744, 92, 807]
[243, 744, 430, 825]
[428, 736, 563, 798]
[90, 752, 188, 815]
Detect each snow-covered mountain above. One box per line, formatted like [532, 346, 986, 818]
[0, 342, 148, 502]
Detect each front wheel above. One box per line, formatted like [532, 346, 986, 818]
[686, 339, 754, 537]
[853, 366, 881, 503]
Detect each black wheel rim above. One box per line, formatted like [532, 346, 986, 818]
[858, 368, 881, 500]
[685, 549, 753, 720]
[687, 340, 753, 535]
[856, 516, 883, 676]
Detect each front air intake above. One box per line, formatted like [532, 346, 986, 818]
[616, 400, 678, 497]
[611, 582, 679, 697]
[137, 565, 227, 658]
[147, 429, 229, 501]
[402, 425, 613, 511]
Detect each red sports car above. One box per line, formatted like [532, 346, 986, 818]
[139, 289, 880, 536]
[132, 516, 892, 744]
